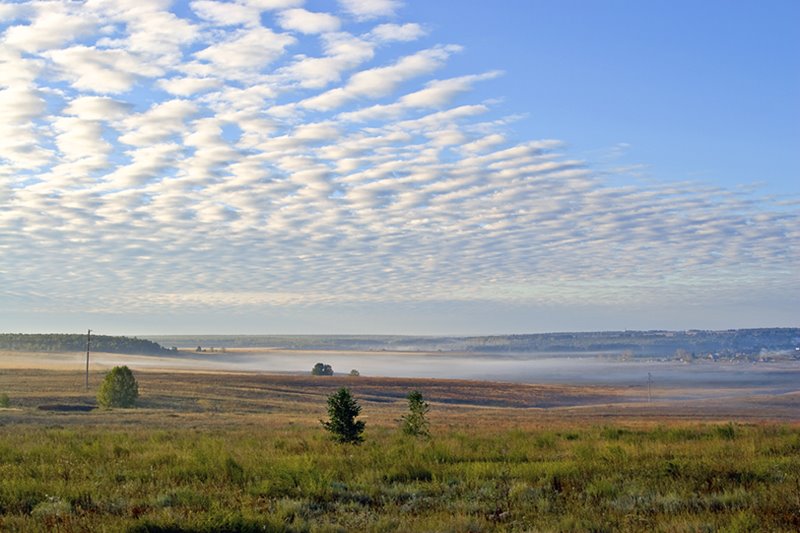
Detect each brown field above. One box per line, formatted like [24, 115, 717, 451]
[1, 350, 799, 429]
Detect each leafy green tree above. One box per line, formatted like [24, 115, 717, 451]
[401, 390, 430, 437]
[311, 362, 334, 376]
[321, 388, 365, 444]
[97, 366, 139, 408]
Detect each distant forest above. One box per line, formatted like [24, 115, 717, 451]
[461, 328, 800, 357]
[2, 329, 797, 359]
[149, 328, 800, 358]
[0, 333, 171, 355]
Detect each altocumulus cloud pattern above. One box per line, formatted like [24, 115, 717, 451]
[0, 0, 798, 324]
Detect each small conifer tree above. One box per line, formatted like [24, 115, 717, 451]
[321, 387, 365, 444]
[97, 366, 139, 408]
[401, 390, 430, 437]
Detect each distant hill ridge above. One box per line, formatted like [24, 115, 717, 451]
[148, 328, 800, 357]
[3, 330, 797, 358]
[0, 333, 170, 355]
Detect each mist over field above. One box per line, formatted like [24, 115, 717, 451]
[136, 329, 800, 393]
[131, 349, 798, 396]
[4, 329, 798, 400]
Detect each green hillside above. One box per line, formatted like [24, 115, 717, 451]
[0, 333, 170, 355]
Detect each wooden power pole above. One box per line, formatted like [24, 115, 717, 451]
[85, 329, 92, 391]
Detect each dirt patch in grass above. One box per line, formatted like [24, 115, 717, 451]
[37, 404, 96, 412]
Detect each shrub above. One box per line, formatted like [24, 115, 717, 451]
[401, 390, 430, 437]
[0, 393, 9, 408]
[311, 362, 333, 376]
[716, 422, 737, 440]
[321, 388, 365, 444]
[97, 366, 139, 408]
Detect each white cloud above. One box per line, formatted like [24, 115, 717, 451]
[459, 133, 506, 154]
[101, 142, 183, 189]
[0, 85, 45, 121]
[402, 71, 502, 107]
[242, 0, 304, 9]
[3, 7, 95, 52]
[1, 0, 797, 330]
[293, 121, 340, 141]
[0, 85, 50, 169]
[278, 8, 341, 34]
[427, 128, 466, 147]
[205, 85, 279, 120]
[63, 96, 131, 121]
[158, 76, 221, 96]
[0, 48, 43, 87]
[277, 32, 374, 89]
[179, 117, 241, 183]
[190, 0, 260, 26]
[300, 45, 460, 111]
[52, 116, 111, 162]
[85, 0, 199, 68]
[194, 27, 295, 77]
[367, 22, 425, 42]
[118, 99, 198, 146]
[339, 72, 501, 122]
[46, 46, 164, 93]
[0, 4, 30, 21]
[119, 11, 199, 64]
[339, 0, 401, 21]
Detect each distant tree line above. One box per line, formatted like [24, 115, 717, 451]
[147, 328, 800, 357]
[463, 328, 800, 356]
[0, 334, 171, 355]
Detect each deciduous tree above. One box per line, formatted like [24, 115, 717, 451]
[97, 366, 139, 408]
[311, 362, 334, 376]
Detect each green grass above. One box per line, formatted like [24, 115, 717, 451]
[1, 423, 799, 532]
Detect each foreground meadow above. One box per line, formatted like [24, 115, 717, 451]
[1, 366, 799, 532]
[2, 423, 799, 532]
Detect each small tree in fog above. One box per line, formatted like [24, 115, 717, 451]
[97, 366, 138, 408]
[401, 390, 430, 437]
[322, 388, 365, 444]
[312, 362, 334, 376]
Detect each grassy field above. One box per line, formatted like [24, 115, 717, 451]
[1, 364, 800, 532]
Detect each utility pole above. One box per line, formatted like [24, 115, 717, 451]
[85, 329, 92, 391]
[647, 372, 653, 403]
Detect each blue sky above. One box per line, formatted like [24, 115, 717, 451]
[1, 0, 797, 335]
[414, 0, 800, 194]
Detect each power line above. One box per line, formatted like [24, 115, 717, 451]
[85, 329, 92, 391]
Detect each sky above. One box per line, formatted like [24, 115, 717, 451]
[1, 0, 798, 336]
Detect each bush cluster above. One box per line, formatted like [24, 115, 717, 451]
[96, 366, 139, 408]
[311, 362, 333, 376]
